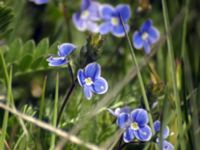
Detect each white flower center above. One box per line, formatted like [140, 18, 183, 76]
[142, 32, 149, 40]
[84, 77, 93, 86]
[131, 122, 139, 130]
[81, 10, 90, 20]
[111, 17, 119, 26]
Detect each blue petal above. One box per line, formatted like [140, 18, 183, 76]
[83, 85, 93, 100]
[46, 56, 68, 66]
[154, 120, 161, 132]
[77, 69, 85, 87]
[72, 13, 87, 31]
[119, 107, 131, 114]
[86, 21, 99, 33]
[99, 4, 115, 20]
[123, 127, 135, 143]
[160, 140, 174, 150]
[116, 4, 131, 22]
[154, 120, 170, 139]
[81, 0, 90, 11]
[107, 108, 118, 116]
[131, 108, 149, 126]
[143, 41, 151, 54]
[134, 125, 152, 141]
[140, 19, 152, 33]
[116, 113, 130, 129]
[148, 26, 160, 44]
[58, 43, 76, 57]
[88, 2, 101, 21]
[30, 0, 48, 5]
[111, 24, 129, 37]
[92, 77, 108, 94]
[99, 22, 112, 35]
[84, 62, 101, 80]
[132, 31, 144, 49]
[107, 107, 131, 117]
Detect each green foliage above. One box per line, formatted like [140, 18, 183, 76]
[0, 38, 57, 78]
[0, 5, 13, 38]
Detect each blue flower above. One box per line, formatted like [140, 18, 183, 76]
[29, 0, 48, 5]
[72, 0, 100, 33]
[108, 107, 131, 117]
[47, 43, 76, 66]
[116, 108, 152, 142]
[132, 19, 160, 54]
[154, 120, 174, 150]
[99, 4, 131, 37]
[77, 62, 108, 100]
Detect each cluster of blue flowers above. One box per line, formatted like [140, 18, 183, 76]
[72, 0, 160, 54]
[72, 0, 131, 37]
[31, 0, 160, 54]
[47, 43, 108, 100]
[109, 107, 174, 149]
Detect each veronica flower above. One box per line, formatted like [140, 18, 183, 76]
[47, 43, 76, 66]
[117, 108, 152, 142]
[108, 107, 131, 117]
[154, 120, 174, 150]
[72, 0, 100, 33]
[77, 62, 108, 100]
[30, 0, 48, 5]
[99, 4, 131, 37]
[132, 19, 160, 54]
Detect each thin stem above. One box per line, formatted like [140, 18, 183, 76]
[39, 76, 47, 120]
[56, 79, 78, 127]
[181, 0, 189, 58]
[161, 0, 184, 149]
[62, 0, 72, 42]
[50, 73, 59, 150]
[68, 63, 75, 83]
[119, 15, 154, 134]
[116, 135, 123, 150]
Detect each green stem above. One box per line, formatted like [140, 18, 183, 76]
[39, 76, 47, 120]
[50, 73, 59, 150]
[0, 67, 12, 149]
[161, 0, 185, 149]
[181, 0, 189, 58]
[119, 16, 154, 134]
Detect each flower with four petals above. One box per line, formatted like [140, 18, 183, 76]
[77, 62, 108, 100]
[72, 0, 100, 33]
[47, 43, 76, 66]
[132, 19, 160, 54]
[99, 4, 131, 37]
[116, 108, 152, 142]
[154, 120, 174, 150]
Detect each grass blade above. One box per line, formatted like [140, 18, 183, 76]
[50, 73, 59, 150]
[161, 0, 185, 149]
[119, 15, 154, 134]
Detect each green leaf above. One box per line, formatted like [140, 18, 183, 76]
[5, 39, 23, 63]
[0, 5, 13, 38]
[34, 38, 49, 58]
[21, 40, 35, 57]
[18, 54, 33, 71]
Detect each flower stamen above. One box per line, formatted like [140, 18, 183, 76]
[142, 32, 149, 40]
[85, 77, 93, 86]
[111, 17, 119, 26]
[131, 122, 139, 130]
[81, 10, 90, 20]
